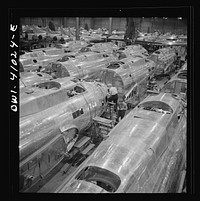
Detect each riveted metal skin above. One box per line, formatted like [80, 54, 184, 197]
[55, 93, 186, 193]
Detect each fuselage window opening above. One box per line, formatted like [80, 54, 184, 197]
[72, 108, 84, 119]
[107, 63, 121, 69]
[75, 166, 121, 193]
[58, 55, 70, 62]
[74, 85, 86, 93]
[66, 85, 85, 98]
[177, 73, 187, 79]
[66, 88, 77, 97]
[36, 81, 61, 90]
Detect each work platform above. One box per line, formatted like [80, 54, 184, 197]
[92, 116, 114, 139]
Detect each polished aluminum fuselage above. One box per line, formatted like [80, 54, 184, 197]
[19, 78, 109, 191]
[43, 52, 117, 79]
[161, 67, 187, 100]
[20, 79, 108, 162]
[20, 72, 53, 90]
[20, 52, 118, 89]
[119, 44, 149, 58]
[149, 47, 176, 75]
[20, 50, 70, 71]
[86, 56, 156, 99]
[55, 93, 186, 193]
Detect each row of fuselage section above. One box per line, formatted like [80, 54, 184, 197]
[54, 64, 187, 193]
[19, 42, 186, 192]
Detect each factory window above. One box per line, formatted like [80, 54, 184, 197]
[72, 108, 84, 119]
[138, 101, 173, 114]
[75, 166, 121, 192]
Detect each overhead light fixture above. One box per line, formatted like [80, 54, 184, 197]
[178, 17, 182, 20]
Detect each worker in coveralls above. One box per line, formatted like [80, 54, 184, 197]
[107, 83, 118, 111]
[116, 98, 127, 123]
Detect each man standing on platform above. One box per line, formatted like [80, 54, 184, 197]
[116, 98, 127, 123]
[107, 83, 118, 111]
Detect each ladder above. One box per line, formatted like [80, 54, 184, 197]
[92, 116, 114, 139]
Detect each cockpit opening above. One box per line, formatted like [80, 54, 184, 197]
[138, 101, 173, 114]
[42, 63, 70, 78]
[34, 81, 61, 90]
[66, 85, 86, 97]
[75, 166, 121, 192]
[57, 55, 75, 62]
[79, 47, 91, 53]
[107, 61, 125, 69]
[177, 72, 187, 79]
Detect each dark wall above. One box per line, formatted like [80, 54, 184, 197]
[20, 17, 187, 34]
